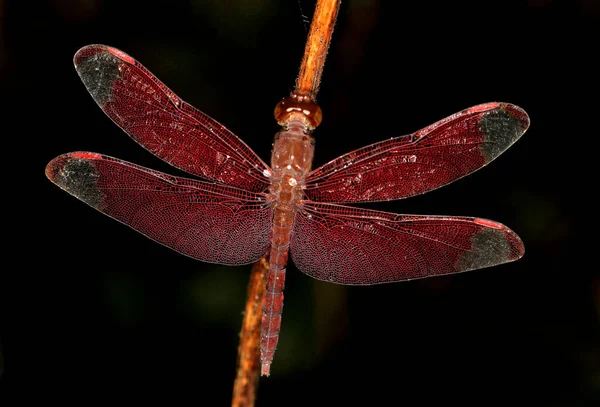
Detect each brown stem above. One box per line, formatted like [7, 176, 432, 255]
[232, 1, 342, 406]
[295, 0, 342, 100]
[231, 257, 268, 407]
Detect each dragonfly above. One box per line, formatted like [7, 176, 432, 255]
[46, 45, 529, 376]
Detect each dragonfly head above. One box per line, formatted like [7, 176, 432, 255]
[274, 93, 322, 130]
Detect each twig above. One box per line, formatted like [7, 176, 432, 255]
[231, 1, 342, 406]
[231, 257, 268, 407]
[295, 0, 342, 100]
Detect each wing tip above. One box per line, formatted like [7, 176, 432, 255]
[498, 222, 525, 262]
[460, 219, 525, 271]
[46, 152, 77, 183]
[46, 152, 104, 209]
[509, 229, 526, 262]
[500, 102, 530, 133]
[477, 102, 530, 162]
[74, 44, 135, 68]
[73, 45, 124, 105]
[470, 102, 530, 132]
[73, 44, 107, 68]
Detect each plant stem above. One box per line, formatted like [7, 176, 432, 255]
[231, 257, 267, 407]
[296, 0, 342, 100]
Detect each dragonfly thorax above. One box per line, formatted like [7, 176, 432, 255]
[268, 126, 315, 207]
[270, 126, 315, 176]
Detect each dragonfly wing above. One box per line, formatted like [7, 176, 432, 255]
[73, 44, 270, 192]
[305, 103, 529, 203]
[46, 152, 272, 265]
[290, 202, 524, 285]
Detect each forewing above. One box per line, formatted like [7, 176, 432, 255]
[305, 103, 529, 203]
[46, 152, 272, 265]
[73, 44, 270, 192]
[291, 202, 524, 285]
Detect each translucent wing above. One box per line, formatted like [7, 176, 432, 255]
[290, 202, 524, 285]
[305, 103, 529, 203]
[74, 45, 271, 192]
[46, 152, 272, 265]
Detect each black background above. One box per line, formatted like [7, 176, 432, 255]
[2, 0, 598, 405]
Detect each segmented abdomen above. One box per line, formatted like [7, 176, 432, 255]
[260, 208, 295, 376]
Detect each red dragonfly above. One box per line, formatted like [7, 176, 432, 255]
[46, 45, 529, 376]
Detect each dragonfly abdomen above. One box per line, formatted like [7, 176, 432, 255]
[261, 208, 295, 376]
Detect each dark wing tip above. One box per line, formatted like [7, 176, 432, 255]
[459, 219, 525, 272]
[74, 44, 135, 68]
[73, 44, 109, 68]
[46, 153, 104, 209]
[478, 102, 530, 162]
[73, 45, 127, 106]
[500, 103, 530, 133]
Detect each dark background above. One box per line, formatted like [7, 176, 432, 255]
[2, 0, 598, 405]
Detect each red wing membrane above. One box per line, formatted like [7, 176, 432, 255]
[73, 45, 270, 192]
[290, 202, 524, 285]
[46, 152, 272, 265]
[304, 103, 529, 203]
